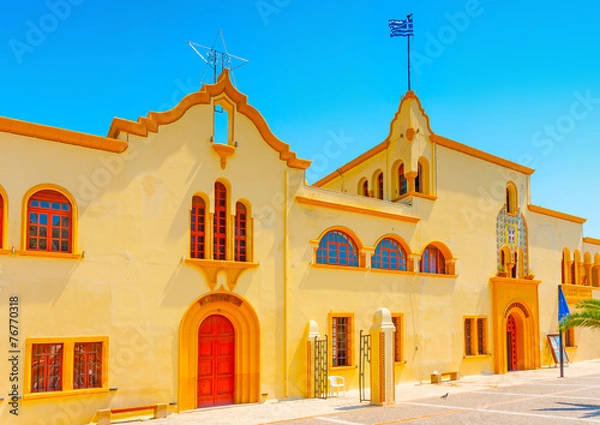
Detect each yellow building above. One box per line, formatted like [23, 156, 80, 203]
[0, 70, 599, 424]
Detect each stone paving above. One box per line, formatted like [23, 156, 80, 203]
[125, 360, 600, 425]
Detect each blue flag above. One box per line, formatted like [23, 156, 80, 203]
[389, 15, 414, 37]
[558, 285, 570, 324]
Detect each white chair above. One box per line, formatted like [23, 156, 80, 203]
[328, 375, 345, 397]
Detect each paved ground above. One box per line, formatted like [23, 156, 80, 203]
[130, 360, 600, 424]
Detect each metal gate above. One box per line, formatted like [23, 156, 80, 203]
[359, 330, 371, 402]
[314, 335, 328, 399]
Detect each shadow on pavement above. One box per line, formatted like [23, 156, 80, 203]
[536, 402, 600, 419]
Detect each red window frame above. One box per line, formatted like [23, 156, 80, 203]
[398, 164, 407, 196]
[569, 262, 575, 284]
[0, 194, 3, 248]
[477, 318, 486, 355]
[190, 196, 206, 259]
[392, 316, 403, 362]
[213, 182, 227, 260]
[464, 319, 473, 356]
[565, 328, 575, 347]
[27, 190, 72, 253]
[73, 342, 102, 389]
[234, 202, 247, 262]
[362, 180, 369, 197]
[420, 245, 446, 274]
[372, 238, 407, 271]
[377, 172, 384, 199]
[415, 162, 423, 193]
[31, 343, 63, 393]
[332, 316, 351, 367]
[316, 231, 358, 267]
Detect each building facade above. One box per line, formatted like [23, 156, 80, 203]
[1, 70, 599, 424]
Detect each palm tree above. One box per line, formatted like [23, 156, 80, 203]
[559, 299, 600, 331]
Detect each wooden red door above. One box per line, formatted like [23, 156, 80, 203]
[506, 315, 518, 371]
[198, 315, 235, 407]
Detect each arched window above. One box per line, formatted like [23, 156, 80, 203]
[377, 172, 384, 200]
[511, 251, 518, 278]
[358, 179, 369, 197]
[420, 245, 446, 274]
[398, 164, 407, 196]
[573, 250, 581, 284]
[506, 182, 517, 214]
[235, 202, 247, 262]
[27, 190, 72, 253]
[0, 193, 4, 249]
[372, 238, 407, 271]
[190, 196, 206, 259]
[213, 182, 227, 260]
[415, 162, 422, 193]
[316, 230, 358, 267]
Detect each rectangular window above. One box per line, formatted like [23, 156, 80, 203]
[234, 203, 247, 262]
[392, 315, 403, 363]
[190, 196, 206, 259]
[31, 343, 63, 393]
[477, 318, 487, 355]
[464, 317, 487, 356]
[565, 328, 575, 348]
[73, 342, 103, 389]
[213, 183, 227, 260]
[331, 315, 352, 367]
[464, 318, 473, 356]
[26, 337, 107, 397]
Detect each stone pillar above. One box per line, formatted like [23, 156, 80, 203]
[306, 320, 320, 398]
[370, 308, 396, 406]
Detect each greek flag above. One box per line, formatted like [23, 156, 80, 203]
[558, 285, 571, 324]
[389, 15, 413, 37]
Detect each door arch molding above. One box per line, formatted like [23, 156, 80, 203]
[496, 300, 538, 373]
[178, 291, 260, 411]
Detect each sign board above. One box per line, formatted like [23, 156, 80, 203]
[547, 334, 569, 365]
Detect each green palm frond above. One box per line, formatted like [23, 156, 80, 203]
[559, 298, 600, 331]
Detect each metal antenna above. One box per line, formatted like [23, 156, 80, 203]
[188, 30, 248, 87]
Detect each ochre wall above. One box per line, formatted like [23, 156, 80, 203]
[1, 76, 599, 424]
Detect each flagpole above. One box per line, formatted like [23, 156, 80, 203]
[558, 285, 565, 378]
[407, 13, 412, 91]
[407, 33, 411, 91]
[559, 329, 564, 377]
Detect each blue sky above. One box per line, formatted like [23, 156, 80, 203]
[1, 0, 600, 238]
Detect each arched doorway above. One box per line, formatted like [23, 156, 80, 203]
[178, 291, 260, 412]
[198, 315, 235, 407]
[506, 314, 518, 371]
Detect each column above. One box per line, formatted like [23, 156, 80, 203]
[306, 320, 320, 398]
[370, 308, 396, 406]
